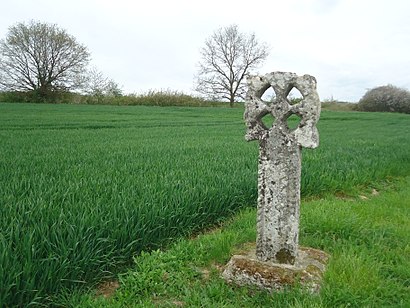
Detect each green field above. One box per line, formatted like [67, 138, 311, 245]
[72, 177, 410, 307]
[0, 103, 409, 306]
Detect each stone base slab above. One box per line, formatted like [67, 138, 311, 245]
[222, 245, 329, 293]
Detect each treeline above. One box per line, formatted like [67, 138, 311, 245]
[0, 21, 230, 108]
[0, 89, 230, 107]
[2, 86, 409, 113]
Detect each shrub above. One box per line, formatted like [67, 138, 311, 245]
[355, 85, 410, 114]
[321, 97, 356, 112]
[0, 89, 227, 107]
[0, 90, 84, 104]
[120, 90, 214, 107]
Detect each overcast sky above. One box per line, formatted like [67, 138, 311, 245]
[1, 0, 409, 102]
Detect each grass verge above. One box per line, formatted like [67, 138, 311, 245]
[67, 177, 410, 307]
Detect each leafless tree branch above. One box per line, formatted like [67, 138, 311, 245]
[195, 25, 269, 106]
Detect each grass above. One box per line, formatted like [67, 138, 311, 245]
[0, 103, 409, 306]
[68, 177, 410, 307]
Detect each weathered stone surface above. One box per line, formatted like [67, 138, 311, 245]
[222, 244, 329, 293]
[244, 72, 321, 264]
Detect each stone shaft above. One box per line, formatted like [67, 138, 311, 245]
[257, 129, 301, 264]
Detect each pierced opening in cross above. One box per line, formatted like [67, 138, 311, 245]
[286, 113, 302, 130]
[260, 86, 276, 105]
[260, 113, 276, 129]
[286, 86, 304, 106]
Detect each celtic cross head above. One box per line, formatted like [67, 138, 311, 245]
[244, 72, 321, 148]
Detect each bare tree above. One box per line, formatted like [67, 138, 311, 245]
[195, 25, 269, 107]
[0, 20, 90, 99]
[84, 67, 110, 97]
[84, 67, 122, 103]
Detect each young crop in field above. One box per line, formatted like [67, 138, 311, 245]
[0, 103, 409, 306]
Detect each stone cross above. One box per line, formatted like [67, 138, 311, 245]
[244, 71, 321, 265]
